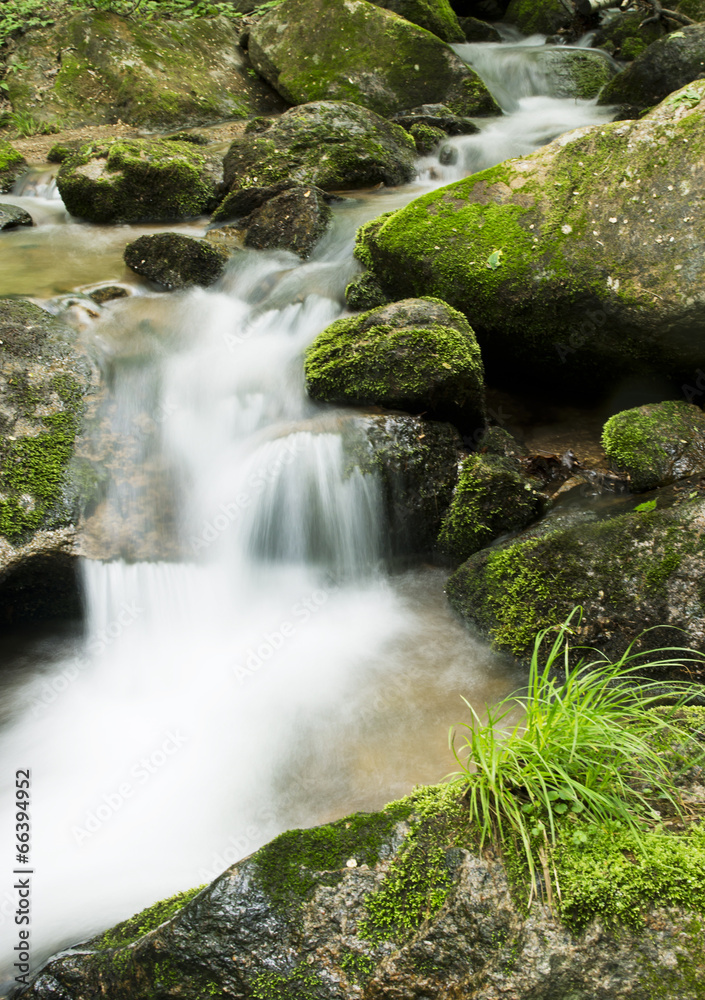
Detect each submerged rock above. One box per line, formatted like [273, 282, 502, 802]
[438, 452, 544, 562]
[240, 185, 332, 257]
[354, 80, 705, 396]
[0, 203, 32, 231]
[214, 102, 416, 221]
[0, 299, 100, 622]
[57, 138, 223, 224]
[447, 488, 705, 674]
[4, 11, 285, 131]
[248, 0, 500, 118]
[305, 297, 486, 432]
[0, 140, 26, 193]
[16, 781, 705, 999]
[602, 400, 705, 491]
[599, 22, 705, 116]
[124, 233, 229, 290]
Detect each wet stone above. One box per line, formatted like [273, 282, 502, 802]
[0, 203, 33, 231]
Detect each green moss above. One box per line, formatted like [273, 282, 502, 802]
[90, 885, 206, 950]
[253, 802, 412, 914]
[250, 964, 325, 1000]
[407, 121, 446, 154]
[0, 139, 25, 191]
[340, 950, 375, 984]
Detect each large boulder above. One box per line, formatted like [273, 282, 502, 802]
[446, 489, 705, 674]
[3, 11, 285, 131]
[602, 399, 705, 491]
[355, 80, 705, 396]
[0, 299, 99, 624]
[0, 140, 26, 193]
[57, 138, 223, 224]
[305, 297, 486, 432]
[599, 23, 705, 116]
[248, 0, 500, 118]
[593, 10, 665, 62]
[370, 0, 465, 41]
[214, 102, 416, 221]
[123, 233, 230, 290]
[348, 414, 462, 554]
[15, 780, 705, 999]
[504, 0, 577, 36]
[530, 47, 617, 100]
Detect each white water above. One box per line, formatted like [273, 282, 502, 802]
[0, 32, 617, 989]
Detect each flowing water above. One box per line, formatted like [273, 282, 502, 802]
[0, 33, 617, 989]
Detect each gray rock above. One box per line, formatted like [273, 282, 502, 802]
[123, 233, 229, 290]
[240, 185, 332, 258]
[0, 203, 32, 231]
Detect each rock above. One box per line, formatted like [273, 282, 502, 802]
[305, 297, 486, 432]
[349, 414, 462, 554]
[390, 103, 480, 136]
[369, 0, 465, 41]
[4, 11, 285, 131]
[123, 233, 229, 290]
[345, 272, 391, 311]
[0, 203, 32, 231]
[602, 400, 705, 491]
[593, 10, 665, 62]
[57, 138, 223, 224]
[87, 285, 130, 305]
[531, 47, 617, 100]
[505, 0, 578, 36]
[446, 488, 705, 674]
[0, 299, 100, 620]
[438, 452, 544, 562]
[240, 185, 332, 257]
[0, 140, 26, 193]
[16, 781, 705, 1000]
[354, 80, 705, 397]
[213, 102, 416, 222]
[675, 0, 705, 20]
[248, 0, 500, 118]
[407, 122, 448, 153]
[599, 23, 705, 117]
[459, 15, 502, 40]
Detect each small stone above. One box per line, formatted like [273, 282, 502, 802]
[0, 203, 33, 231]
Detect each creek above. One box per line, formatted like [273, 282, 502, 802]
[0, 31, 617, 989]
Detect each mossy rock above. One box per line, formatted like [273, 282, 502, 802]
[345, 272, 391, 311]
[391, 104, 480, 136]
[57, 138, 222, 224]
[17, 779, 705, 999]
[214, 102, 416, 221]
[593, 10, 665, 62]
[240, 185, 332, 257]
[675, 0, 705, 22]
[0, 203, 32, 231]
[532, 47, 617, 100]
[504, 0, 577, 35]
[347, 414, 462, 554]
[599, 22, 705, 116]
[447, 491, 705, 673]
[459, 16, 502, 41]
[248, 0, 500, 118]
[123, 233, 229, 290]
[438, 453, 544, 562]
[4, 11, 285, 131]
[354, 80, 705, 397]
[369, 0, 465, 41]
[407, 122, 447, 153]
[305, 297, 486, 431]
[0, 298, 99, 544]
[0, 140, 26, 193]
[602, 400, 705, 492]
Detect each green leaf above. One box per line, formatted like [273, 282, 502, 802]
[486, 249, 503, 270]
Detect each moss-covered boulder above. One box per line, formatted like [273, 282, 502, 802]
[447, 490, 705, 673]
[348, 414, 462, 554]
[57, 138, 222, 224]
[676, 0, 705, 21]
[532, 47, 617, 100]
[599, 23, 705, 116]
[439, 453, 544, 562]
[4, 11, 285, 131]
[16, 779, 705, 999]
[123, 233, 229, 290]
[602, 400, 705, 492]
[0, 203, 32, 231]
[214, 102, 416, 222]
[0, 140, 26, 193]
[504, 0, 577, 36]
[240, 185, 332, 257]
[355, 80, 705, 396]
[370, 0, 465, 41]
[248, 0, 500, 118]
[0, 299, 99, 623]
[305, 297, 486, 431]
[345, 272, 391, 311]
[593, 10, 665, 62]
